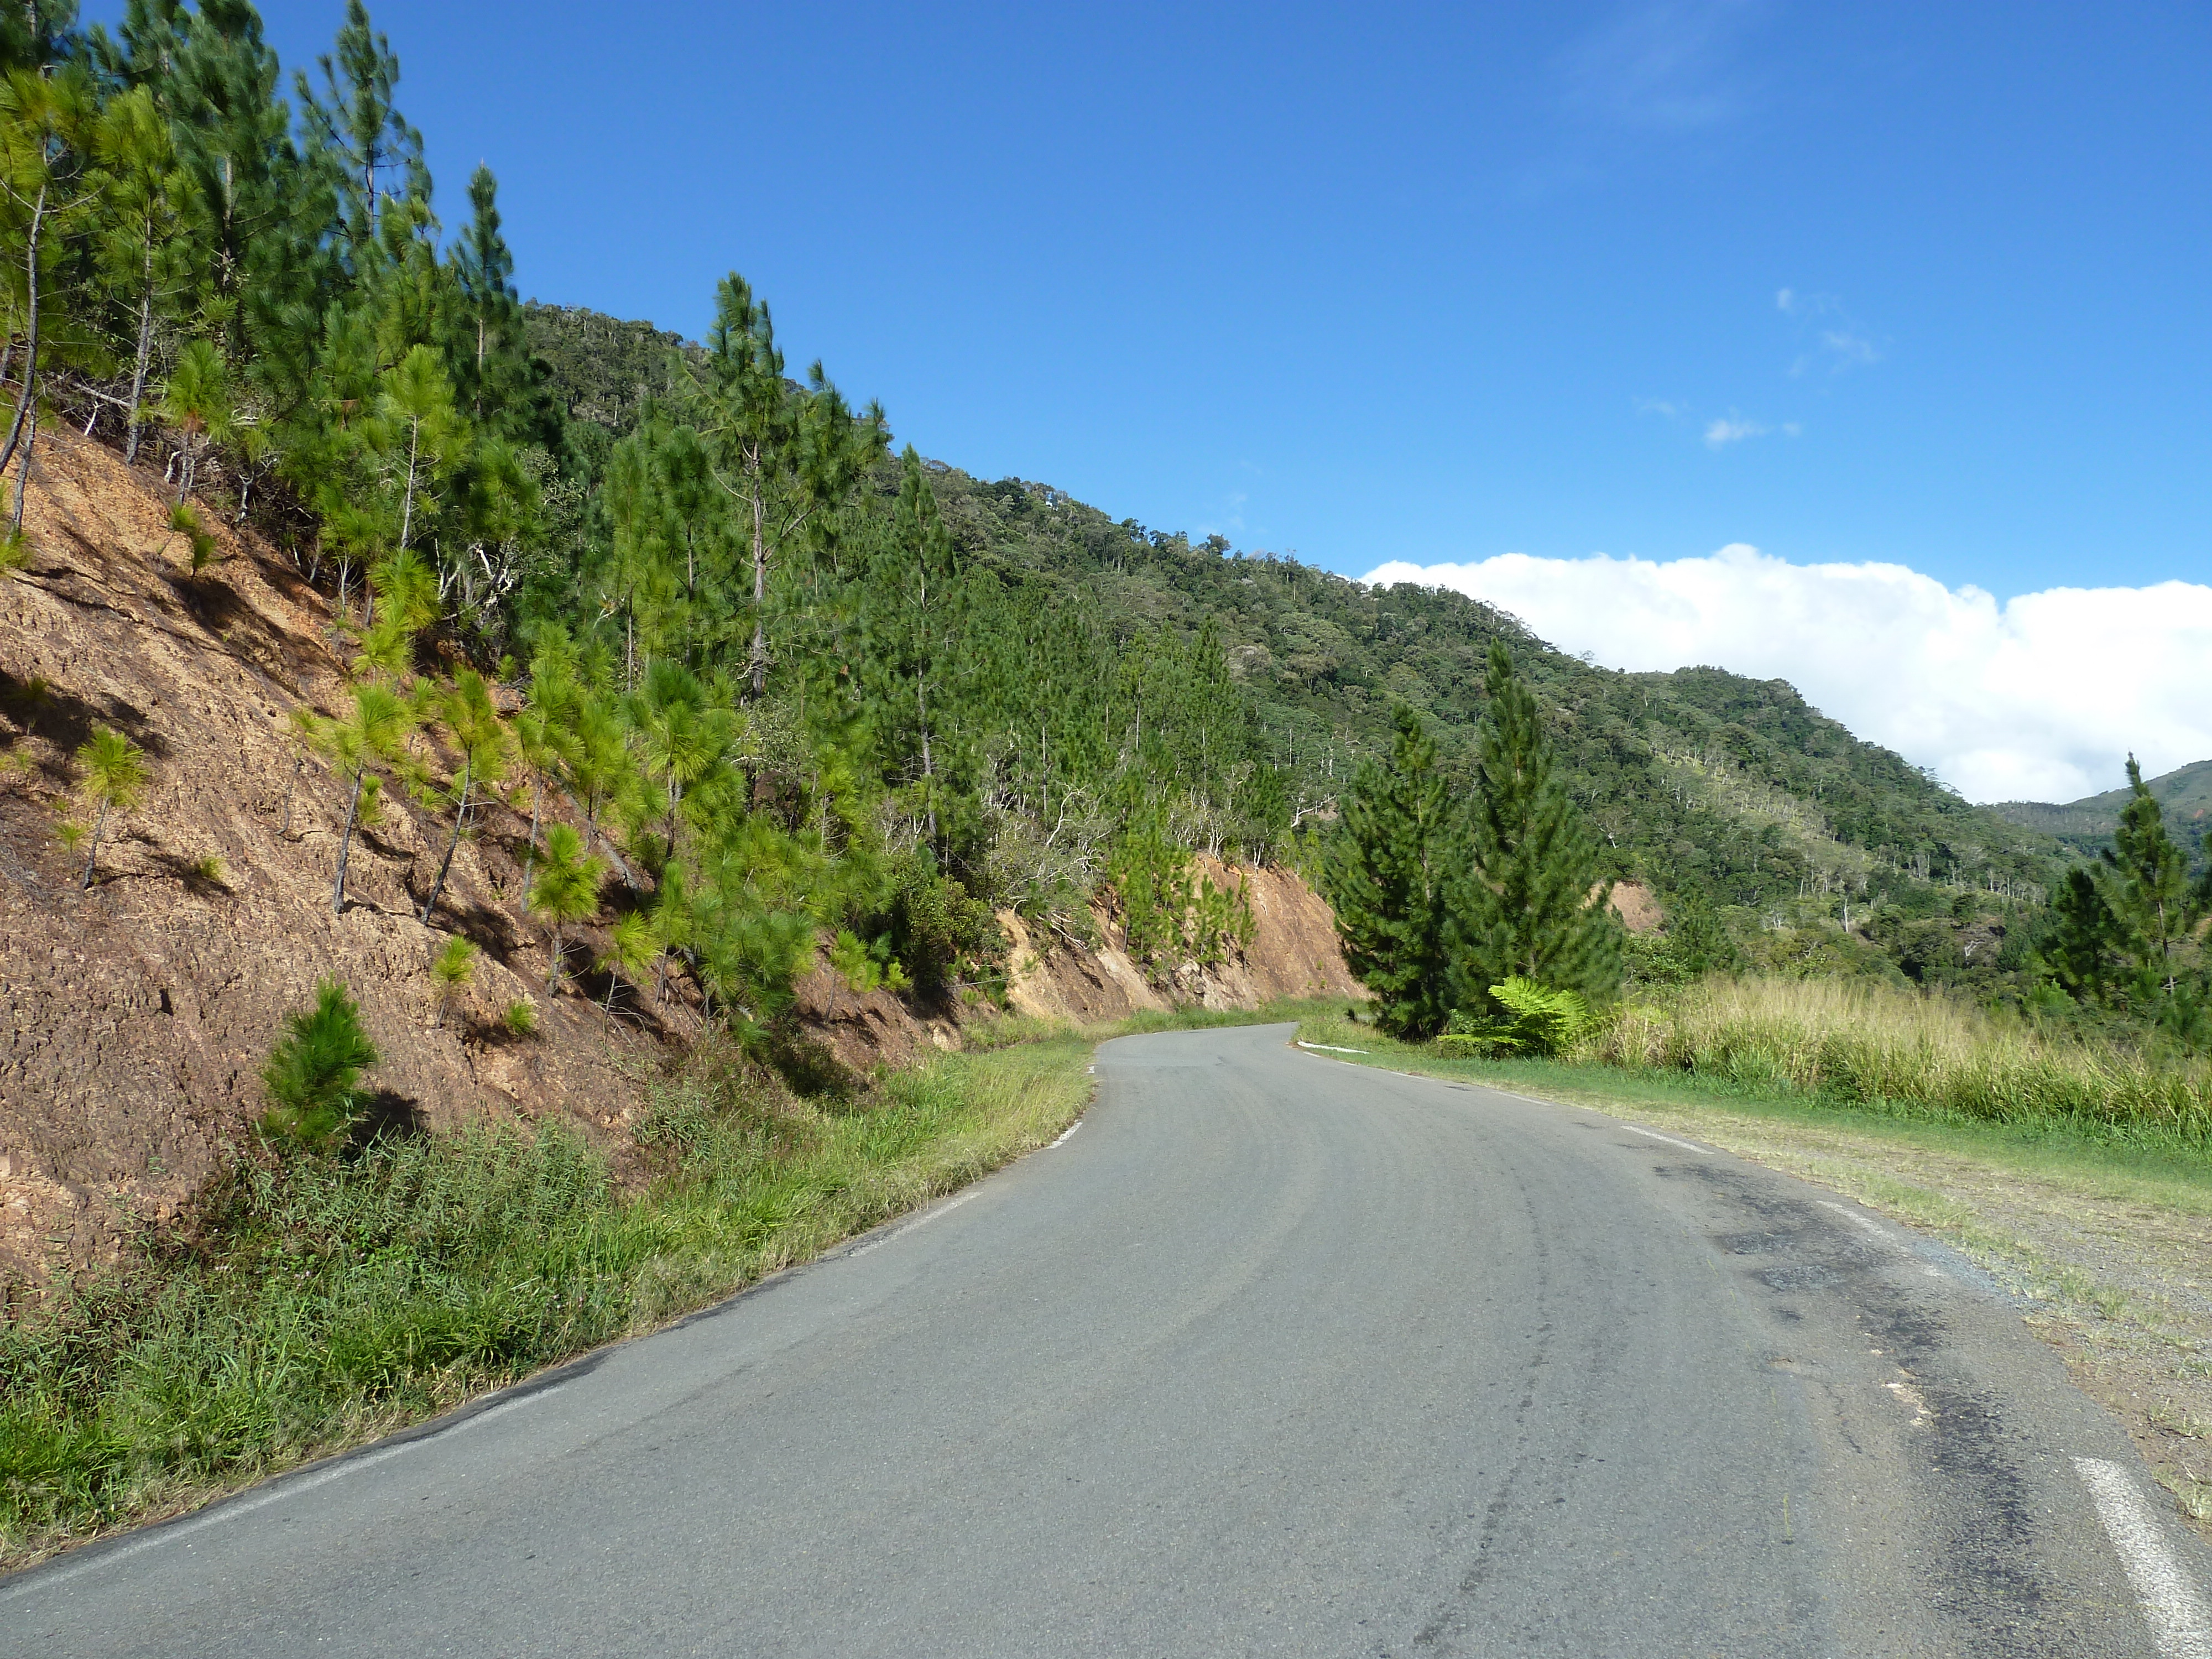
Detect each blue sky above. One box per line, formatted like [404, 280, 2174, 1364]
[98, 3, 2212, 795]
[196, 0, 2208, 594]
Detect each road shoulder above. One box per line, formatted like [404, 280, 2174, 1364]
[1290, 1024, 2212, 1545]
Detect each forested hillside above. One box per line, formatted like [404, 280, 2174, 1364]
[1993, 758, 2212, 863]
[523, 300, 2065, 988]
[0, 0, 2065, 1030]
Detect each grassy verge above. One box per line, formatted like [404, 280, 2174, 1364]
[1293, 1009, 2212, 1535]
[0, 1034, 1096, 1569]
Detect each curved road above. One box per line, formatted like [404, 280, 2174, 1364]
[6, 1024, 2209, 1657]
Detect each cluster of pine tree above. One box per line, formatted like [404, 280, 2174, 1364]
[6, 1, 1289, 1034]
[2035, 757, 2212, 1047]
[1319, 643, 1621, 1041]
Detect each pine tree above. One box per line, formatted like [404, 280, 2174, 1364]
[0, 64, 97, 509]
[295, 0, 422, 258]
[419, 668, 510, 924]
[2101, 754, 2198, 996]
[1318, 703, 1453, 1039]
[448, 164, 526, 426]
[2042, 865, 2119, 1003]
[75, 724, 149, 889]
[429, 933, 476, 1029]
[688, 272, 885, 698]
[259, 978, 379, 1150]
[1447, 641, 1621, 1006]
[88, 85, 197, 462]
[863, 446, 961, 844]
[318, 680, 414, 915]
[529, 821, 602, 993]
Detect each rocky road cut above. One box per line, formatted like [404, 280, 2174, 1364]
[6, 1024, 2210, 1657]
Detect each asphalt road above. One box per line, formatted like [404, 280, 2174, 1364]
[8, 1024, 2210, 1657]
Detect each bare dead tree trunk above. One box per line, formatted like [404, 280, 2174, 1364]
[748, 460, 768, 698]
[80, 798, 108, 889]
[124, 248, 153, 462]
[421, 756, 472, 924]
[332, 767, 365, 915]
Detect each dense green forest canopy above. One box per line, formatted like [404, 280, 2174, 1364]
[1993, 759, 2212, 864]
[0, 0, 2080, 1021]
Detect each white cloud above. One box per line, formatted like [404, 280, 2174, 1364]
[1776, 287, 1883, 374]
[1703, 415, 1766, 447]
[1359, 544, 2212, 804]
[1558, 0, 1764, 132]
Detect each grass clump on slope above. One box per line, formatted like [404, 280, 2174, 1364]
[0, 1035, 1092, 1568]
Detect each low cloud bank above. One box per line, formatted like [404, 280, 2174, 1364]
[1360, 544, 2212, 805]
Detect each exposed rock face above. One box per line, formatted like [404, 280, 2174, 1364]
[1000, 854, 1363, 1024]
[0, 432, 665, 1294]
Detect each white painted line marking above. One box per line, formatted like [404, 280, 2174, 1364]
[1296, 1040, 1368, 1054]
[0, 1384, 561, 1598]
[1619, 1123, 1713, 1155]
[2074, 1455, 2212, 1659]
[849, 1191, 975, 1258]
[1818, 1199, 1891, 1241]
[1817, 1199, 1953, 1281]
[1050, 1120, 1083, 1148]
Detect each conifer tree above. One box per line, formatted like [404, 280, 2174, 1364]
[448, 164, 524, 425]
[529, 821, 602, 993]
[1318, 704, 1453, 1039]
[88, 85, 197, 462]
[295, 0, 421, 257]
[864, 446, 961, 844]
[2101, 754, 2198, 995]
[75, 724, 149, 889]
[319, 680, 414, 915]
[419, 668, 509, 924]
[378, 342, 457, 552]
[1447, 641, 1620, 1006]
[689, 272, 885, 698]
[2043, 865, 2119, 1003]
[0, 64, 97, 494]
[156, 336, 228, 502]
[259, 978, 379, 1150]
[429, 933, 475, 1028]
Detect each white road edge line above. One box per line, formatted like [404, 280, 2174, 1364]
[1619, 1123, 1713, 1155]
[1296, 1040, 1369, 1054]
[849, 1191, 975, 1258]
[1817, 1199, 1948, 1280]
[1050, 1120, 1083, 1148]
[2073, 1455, 2212, 1659]
[1818, 1198, 1891, 1241]
[0, 1385, 561, 1599]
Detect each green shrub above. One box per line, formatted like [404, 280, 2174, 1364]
[258, 980, 379, 1151]
[1437, 978, 1593, 1058]
[169, 503, 218, 574]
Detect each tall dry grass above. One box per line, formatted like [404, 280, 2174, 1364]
[1587, 977, 2212, 1145]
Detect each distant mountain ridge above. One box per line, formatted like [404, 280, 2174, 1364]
[1989, 759, 2212, 860]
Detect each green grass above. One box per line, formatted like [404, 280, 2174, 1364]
[1292, 1008, 2212, 1207]
[0, 1035, 1094, 1567]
